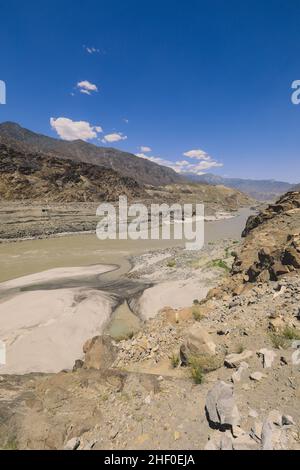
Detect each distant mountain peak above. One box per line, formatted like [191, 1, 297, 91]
[186, 173, 294, 201]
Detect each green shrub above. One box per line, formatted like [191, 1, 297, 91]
[192, 308, 204, 322]
[282, 326, 300, 340]
[170, 353, 180, 368]
[270, 326, 300, 350]
[270, 333, 289, 350]
[167, 259, 176, 268]
[189, 358, 204, 384]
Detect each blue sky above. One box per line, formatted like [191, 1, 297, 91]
[0, 0, 299, 182]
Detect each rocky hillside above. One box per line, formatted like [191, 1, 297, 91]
[226, 191, 300, 291]
[0, 142, 145, 202]
[0, 122, 182, 186]
[187, 173, 294, 202]
[146, 183, 254, 213]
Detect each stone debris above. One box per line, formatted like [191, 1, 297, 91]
[250, 421, 263, 444]
[268, 409, 283, 427]
[248, 409, 259, 419]
[261, 419, 274, 450]
[64, 437, 80, 451]
[282, 415, 295, 426]
[231, 362, 249, 383]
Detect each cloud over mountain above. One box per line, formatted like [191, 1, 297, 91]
[136, 148, 223, 175]
[50, 117, 102, 141]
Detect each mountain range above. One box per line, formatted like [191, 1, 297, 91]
[0, 122, 297, 202]
[186, 173, 295, 201]
[0, 122, 182, 187]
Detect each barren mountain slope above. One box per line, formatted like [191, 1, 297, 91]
[0, 122, 182, 186]
[0, 142, 145, 202]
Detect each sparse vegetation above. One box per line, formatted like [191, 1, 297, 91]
[170, 353, 180, 368]
[270, 333, 289, 350]
[235, 344, 245, 354]
[270, 326, 300, 349]
[167, 259, 177, 268]
[115, 330, 136, 341]
[282, 326, 300, 340]
[188, 355, 223, 384]
[1, 437, 18, 450]
[192, 307, 204, 322]
[189, 358, 204, 384]
[210, 259, 230, 272]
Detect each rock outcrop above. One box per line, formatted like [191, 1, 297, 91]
[230, 191, 300, 288]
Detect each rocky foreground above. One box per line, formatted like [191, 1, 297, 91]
[0, 192, 299, 451]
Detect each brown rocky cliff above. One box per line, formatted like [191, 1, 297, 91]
[231, 191, 300, 286]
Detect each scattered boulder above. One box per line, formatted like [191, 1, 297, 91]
[261, 419, 274, 450]
[231, 362, 249, 383]
[64, 437, 80, 451]
[268, 410, 282, 427]
[258, 349, 277, 368]
[250, 372, 266, 382]
[282, 415, 295, 426]
[224, 350, 253, 369]
[180, 324, 216, 364]
[291, 349, 300, 366]
[205, 381, 240, 429]
[82, 335, 117, 370]
[250, 421, 263, 444]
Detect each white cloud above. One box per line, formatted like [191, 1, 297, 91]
[123, 118, 129, 124]
[135, 149, 223, 175]
[77, 80, 98, 95]
[83, 45, 103, 55]
[140, 146, 152, 153]
[50, 117, 102, 141]
[183, 149, 210, 160]
[102, 132, 127, 143]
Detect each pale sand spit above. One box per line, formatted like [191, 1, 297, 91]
[0, 287, 115, 374]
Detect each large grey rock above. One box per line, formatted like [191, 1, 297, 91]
[205, 381, 240, 429]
